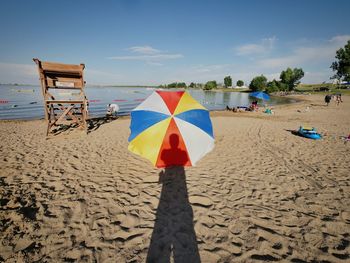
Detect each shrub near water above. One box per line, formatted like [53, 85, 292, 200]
[204, 81, 217, 90]
[236, 80, 244, 87]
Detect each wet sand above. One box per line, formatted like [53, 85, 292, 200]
[1, 94, 349, 262]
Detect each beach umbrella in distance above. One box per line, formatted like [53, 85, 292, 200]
[249, 91, 270, 101]
[128, 90, 215, 168]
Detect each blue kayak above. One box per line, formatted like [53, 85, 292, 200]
[298, 126, 322, 140]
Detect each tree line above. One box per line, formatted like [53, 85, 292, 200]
[249, 67, 304, 93]
[159, 79, 245, 90]
[158, 68, 304, 93]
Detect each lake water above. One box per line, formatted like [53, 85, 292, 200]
[0, 85, 297, 120]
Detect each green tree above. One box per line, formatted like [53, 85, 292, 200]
[167, 82, 177, 88]
[249, 75, 267, 91]
[176, 82, 187, 88]
[280, 67, 304, 91]
[278, 82, 288, 91]
[236, 80, 244, 87]
[204, 81, 217, 90]
[197, 83, 204, 89]
[331, 40, 350, 82]
[189, 82, 195, 88]
[266, 80, 280, 93]
[224, 76, 232, 88]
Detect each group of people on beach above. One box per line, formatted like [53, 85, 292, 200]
[226, 100, 275, 115]
[226, 100, 260, 112]
[324, 93, 343, 106]
[226, 105, 250, 112]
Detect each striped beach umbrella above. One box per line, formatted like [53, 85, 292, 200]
[128, 90, 214, 168]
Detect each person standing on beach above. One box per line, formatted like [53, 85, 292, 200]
[336, 94, 342, 106]
[325, 94, 331, 106]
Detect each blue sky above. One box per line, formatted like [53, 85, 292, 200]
[0, 0, 349, 85]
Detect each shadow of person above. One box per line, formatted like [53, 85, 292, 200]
[158, 133, 190, 167]
[146, 134, 201, 263]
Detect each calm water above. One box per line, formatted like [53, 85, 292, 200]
[0, 85, 297, 120]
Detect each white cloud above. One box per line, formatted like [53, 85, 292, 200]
[258, 35, 350, 69]
[235, 36, 277, 56]
[0, 62, 125, 86]
[108, 54, 183, 60]
[2, 36, 349, 86]
[193, 64, 231, 73]
[329, 35, 350, 43]
[127, 46, 161, 54]
[84, 69, 123, 85]
[108, 46, 183, 63]
[232, 35, 350, 84]
[0, 62, 37, 84]
[147, 61, 163, 66]
[259, 46, 332, 68]
[167, 64, 246, 84]
[0, 62, 37, 77]
[302, 71, 333, 84]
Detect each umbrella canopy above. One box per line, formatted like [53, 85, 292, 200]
[128, 90, 215, 168]
[249, 91, 270, 100]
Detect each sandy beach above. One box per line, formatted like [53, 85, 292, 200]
[1, 94, 349, 262]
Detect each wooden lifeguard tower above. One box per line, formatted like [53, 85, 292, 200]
[33, 58, 89, 136]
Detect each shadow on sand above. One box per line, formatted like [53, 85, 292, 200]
[50, 122, 80, 136]
[146, 167, 201, 263]
[146, 133, 200, 263]
[310, 103, 328, 107]
[49, 116, 118, 136]
[285, 129, 305, 138]
[87, 116, 118, 133]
